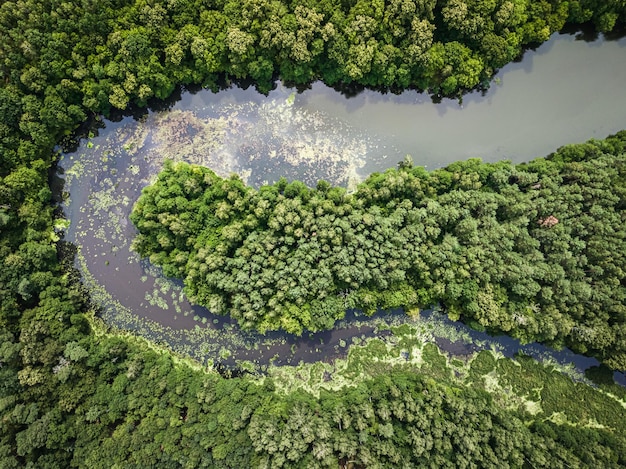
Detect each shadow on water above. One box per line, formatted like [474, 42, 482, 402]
[585, 364, 626, 387]
[316, 30, 583, 121]
[48, 162, 66, 205]
[185, 308, 402, 370]
[105, 73, 268, 123]
[561, 21, 626, 43]
[604, 24, 626, 42]
[561, 22, 602, 42]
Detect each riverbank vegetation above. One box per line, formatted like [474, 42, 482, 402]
[3, 306, 626, 467]
[2, 0, 626, 466]
[132, 132, 626, 369]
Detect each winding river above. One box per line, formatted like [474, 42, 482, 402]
[58, 30, 626, 382]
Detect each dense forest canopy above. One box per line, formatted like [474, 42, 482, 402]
[132, 133, 626, 368]
[2, 0, 626, 466]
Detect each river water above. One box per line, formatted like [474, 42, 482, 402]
[58, 30, 626, 381]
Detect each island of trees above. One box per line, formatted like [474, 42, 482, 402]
[2, 0, 626, 466]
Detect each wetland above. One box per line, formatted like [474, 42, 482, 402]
[58, 30, 626, 381]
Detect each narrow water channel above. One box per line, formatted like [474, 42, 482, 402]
[58, 30, 626, 381]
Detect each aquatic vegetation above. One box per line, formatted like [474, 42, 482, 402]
[58, 88, 404, 367]
[264, 320, 626, 439]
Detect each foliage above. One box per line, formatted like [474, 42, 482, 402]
[133, 132, 626, 369]
[4, 309, 626, 467]
[1, 0, 626, 466]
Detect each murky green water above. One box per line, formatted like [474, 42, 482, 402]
[59, 31, 626, 376]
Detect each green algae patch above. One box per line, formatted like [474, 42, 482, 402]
[264, 323, 626, 436]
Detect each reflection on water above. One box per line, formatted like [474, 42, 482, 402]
[59, 31, 626, 381]
[297, 30, 626, 175]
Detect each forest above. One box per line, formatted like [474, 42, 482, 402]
[132, 134, 626, 368]
[1, 0, 626, 466]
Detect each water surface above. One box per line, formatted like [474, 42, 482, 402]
[59, 31, 626, 379]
